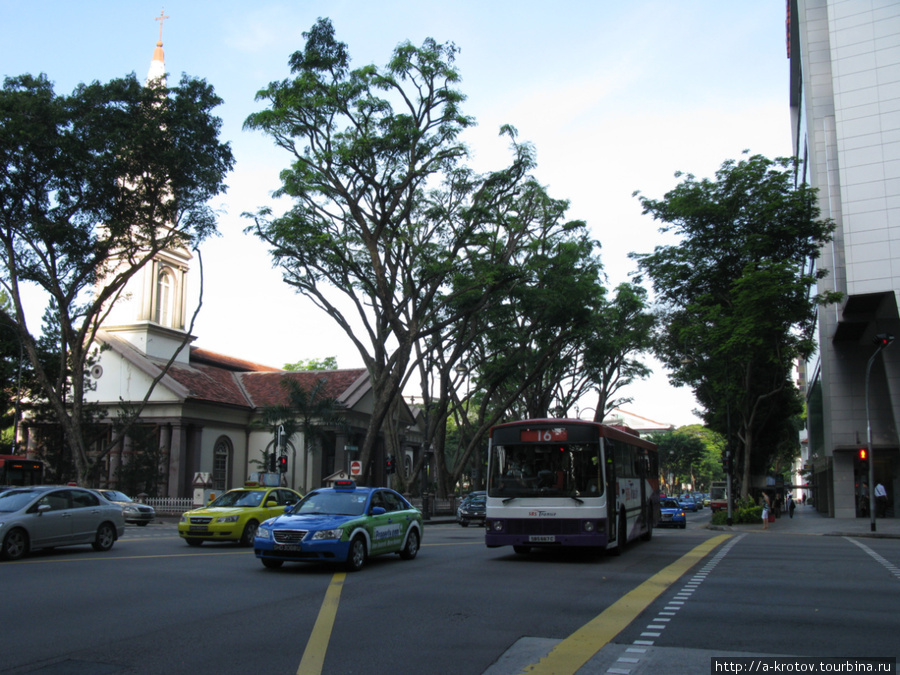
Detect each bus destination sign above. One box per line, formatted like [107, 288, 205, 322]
[520, 428, 568, 442]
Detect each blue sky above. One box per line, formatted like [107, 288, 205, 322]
[2, 1, 793, 427]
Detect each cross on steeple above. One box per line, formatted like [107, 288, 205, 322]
[156, 9, 170, 44]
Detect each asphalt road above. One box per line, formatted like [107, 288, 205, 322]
[2, 508, 898, 675]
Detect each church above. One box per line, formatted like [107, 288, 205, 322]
[20, 22, 419, 499]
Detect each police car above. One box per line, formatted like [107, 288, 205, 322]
[254, 481, 423, 571]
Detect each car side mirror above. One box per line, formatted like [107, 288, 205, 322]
[370, 506, 386, 516]
[265, 499, 278, 508]
[37, 504, 51, 515]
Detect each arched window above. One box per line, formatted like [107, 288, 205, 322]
[155, 268, 173, 327]
[213, 437, 232, 491]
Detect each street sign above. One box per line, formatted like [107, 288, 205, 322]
[350, 460, 362, 476]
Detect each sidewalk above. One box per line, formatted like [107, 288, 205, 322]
[707, 502, 900, 538]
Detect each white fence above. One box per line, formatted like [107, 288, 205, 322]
[144, 497, 193, 514]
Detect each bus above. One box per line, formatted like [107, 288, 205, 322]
[0, 455, 44, 487]
[485, 419, 659, 555]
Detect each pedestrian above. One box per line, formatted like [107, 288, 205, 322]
[875, 482, 888, 518]
[786, 492, 795, 518]
[761, 492, 771, 530]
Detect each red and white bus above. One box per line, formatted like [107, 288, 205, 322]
[485, 419, 659, 555]
[0, 455, 44, 487]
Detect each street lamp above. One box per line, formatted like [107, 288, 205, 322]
[865, 332, 894, 532]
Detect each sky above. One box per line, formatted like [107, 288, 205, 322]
[2, 1, 794, 428]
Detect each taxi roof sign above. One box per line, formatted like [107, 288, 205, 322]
[333, 480, 356, 490]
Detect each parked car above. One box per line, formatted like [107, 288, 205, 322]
[457, 495, 486, 527]
[97, 490, 156, 526]
[254, 480, 423, 572]
[0, 485, 125, 561]
[178, 486, 302, 547]
[658, 498, 687, 529]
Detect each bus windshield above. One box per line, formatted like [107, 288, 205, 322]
[487, 443, 602, 499]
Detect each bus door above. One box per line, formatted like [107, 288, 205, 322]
[604, 439, 618, 541]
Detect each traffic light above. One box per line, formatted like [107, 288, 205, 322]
[386, 455, 395, 474]
[722, 454, 731, 475]
[278, 455, 288, 473]
[858, 448, 869, 473]
[268, 454, 276, 472]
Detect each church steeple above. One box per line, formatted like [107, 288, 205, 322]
[146, 9, 169, 85]
[100, 9, 194, 364]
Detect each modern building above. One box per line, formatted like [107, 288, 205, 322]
[790, 0, 899, 517]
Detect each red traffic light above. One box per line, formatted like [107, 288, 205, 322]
[278, 455, 288, 473]
[858, 448, 868, 461]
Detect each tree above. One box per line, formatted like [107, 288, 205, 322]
[245, 19, 568, 484]
[0, 72, 234, 485]
[255, 376, 349, 492]
[587, 283, 654, 421]
[283, 357, 338, 372]
[632, 153, 839, 497]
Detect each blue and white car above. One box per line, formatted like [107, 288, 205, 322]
[659, 498, 687, 529]
[254, 481, 423, 572]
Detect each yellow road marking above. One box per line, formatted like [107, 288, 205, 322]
[522, 534, 732, 674]
[297, 572, 346, 675]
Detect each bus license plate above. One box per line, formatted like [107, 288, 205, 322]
[529, 535, 555, 543]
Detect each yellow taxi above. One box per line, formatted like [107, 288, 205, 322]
[178, 485, 302, 547]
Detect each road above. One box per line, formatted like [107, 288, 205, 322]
[1, 508, 897, 675]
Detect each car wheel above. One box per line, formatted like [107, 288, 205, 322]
[460, 521, 469, 527]
[346, 536, 367, 572]
[680, 522, 686, 529]
[262, 558, 284, 569]
[136, 522, 149, 527]
[240, 520, 259, 547]
[513, 545, 531, 555]
[185, 538, 203, 547]
[400, 529, 420, 560]
[92, 523, 116, 552]
[1, 527, 28, 561]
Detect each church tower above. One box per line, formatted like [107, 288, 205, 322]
[100, 11, 194, 364]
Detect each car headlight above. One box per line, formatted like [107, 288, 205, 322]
[180, 514, 189, 523]
[255, 527, 271, 540]
[122, 505, 139, 514]
[311, 528, 343, 540]
[217, 515, 240, 523]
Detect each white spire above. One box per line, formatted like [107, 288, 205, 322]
[145, 10, 168, 86]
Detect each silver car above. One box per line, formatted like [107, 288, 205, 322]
[97, 489, 156, 526]
[0, 485, 126, 561]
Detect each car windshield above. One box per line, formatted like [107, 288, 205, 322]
[661, 499, 680, 508]
[101, 490, 133, 503]
[210, 490, 264, 507]
[0, 489, 40, 512]
[294, 490, 368, 516]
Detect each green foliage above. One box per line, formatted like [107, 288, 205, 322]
[710, 498, 764, 525]
[0, 70, 233, 484]
[632, 152, 838, 497]
[283, 357, 338, 371]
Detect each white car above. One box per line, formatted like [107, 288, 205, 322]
[0, 485, 126, 561]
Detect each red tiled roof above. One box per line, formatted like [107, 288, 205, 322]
[239, 369, 368, 408]
[159, 347, 367, 409]
[189, 346, 281, 373]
